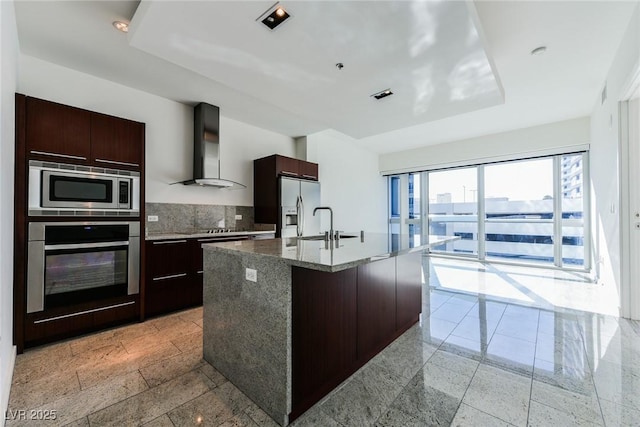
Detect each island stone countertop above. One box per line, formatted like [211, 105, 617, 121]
[145, 230, 275, 241]
[201, 233, 459, 425]
[202, 233, 457, 272]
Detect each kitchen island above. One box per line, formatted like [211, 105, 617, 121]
[201, 234, 457, 426]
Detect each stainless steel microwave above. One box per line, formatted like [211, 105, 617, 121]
[28, 160, 140, 217]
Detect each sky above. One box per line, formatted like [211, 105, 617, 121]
[425, 158, 556, 203]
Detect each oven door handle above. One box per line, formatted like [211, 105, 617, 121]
[44, 241, 129, 250]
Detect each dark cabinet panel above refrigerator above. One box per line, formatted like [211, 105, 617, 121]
[253, 155, 319, 229]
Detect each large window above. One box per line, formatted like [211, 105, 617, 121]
[484, 158, 554, 265]
[388, 153, 589, 270]
[428, 168, 478, 255]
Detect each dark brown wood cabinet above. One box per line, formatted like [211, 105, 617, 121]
[290, 253, 422, 421]
[25, 296, 138, 348]
[91, 112, 144, 169]
[256, 154, 318, 181]
[396, 252, 422, 331]
[275, 155, 300, 177]
[24, 95, 144, 170]
[26, 97, 91, 162]
[254, 154, 319, 227]
[292, 267, 357, 414]
[357, 257, 398, 362]
[298, 161, 318, 180]
[145, 239, 196, 317]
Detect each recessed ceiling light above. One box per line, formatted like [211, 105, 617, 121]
[257, 2, 291, 31]
[531, 46, 547, 56]
[371, 89, 393, 100]
[112, 21, 129, 33]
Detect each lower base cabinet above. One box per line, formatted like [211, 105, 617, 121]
[145, 235, 252, 318]
[24, 296, 138, 348]
[145, 239, 200, 318]
[357, 257, 398, 362]
[292, 268, 357, 415]
[291, 251, 422, 421]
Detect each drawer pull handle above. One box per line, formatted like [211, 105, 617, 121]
[302, 174, 317, 179]
[280, 171, 297, 176]
[197, 237, 249, 242]
[152, 273, 187, 281]
[153, 240, 187, 245]
[33, 301, 135, 324]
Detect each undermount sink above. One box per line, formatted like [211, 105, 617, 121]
[298, 234, 358, 240]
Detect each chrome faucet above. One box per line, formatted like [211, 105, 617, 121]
[313, 207, 334, 240]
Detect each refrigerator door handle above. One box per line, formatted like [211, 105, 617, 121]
[299, 195, 305, 236]
[296, 196, 302, 237]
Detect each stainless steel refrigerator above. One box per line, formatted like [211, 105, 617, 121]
[279, 177, 321, 237]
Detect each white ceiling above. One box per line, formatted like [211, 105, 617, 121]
[128, 1, 504, 139]
[13, 1, 637, 153]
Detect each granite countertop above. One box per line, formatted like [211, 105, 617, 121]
[203, 233, 459, 272]
[146, 230, 276, 241]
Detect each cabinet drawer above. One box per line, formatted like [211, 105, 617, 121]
[146, 240, 190, 278]
[145, 275, 200, 317]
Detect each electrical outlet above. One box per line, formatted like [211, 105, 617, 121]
[235, 214, 243, 220]
[245, 268, 257, 282]
[148, 215, 159, 222]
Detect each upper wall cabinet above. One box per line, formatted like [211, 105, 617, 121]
[26, 97, 91, 162]
[25, 96, 144, 171]
[275, 155, 300, 178]
[259, 154, 319, 181]
[91, 112, 144, 169]
[298, 160, 319, 181]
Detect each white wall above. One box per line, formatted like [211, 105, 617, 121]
[379, 117, 590, 174]
[303, 130, 387, 233]
[1, 0, 18, 423]
[18, 55, 296, 207]
[591, 2, 640, 319]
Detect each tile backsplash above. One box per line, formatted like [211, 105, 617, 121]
[145, 203, 274, 235]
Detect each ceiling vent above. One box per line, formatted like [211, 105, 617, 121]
[371, 89, 393, 100]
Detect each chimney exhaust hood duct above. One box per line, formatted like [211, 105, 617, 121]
[182, 103, 246, 189]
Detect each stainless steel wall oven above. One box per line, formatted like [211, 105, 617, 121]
[27, 221, 140, 314]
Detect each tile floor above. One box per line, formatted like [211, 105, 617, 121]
[6, 288, 640, 426]
[429, 257, 619, 316]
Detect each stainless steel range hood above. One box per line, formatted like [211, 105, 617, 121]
[182, 103, 245, 189]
